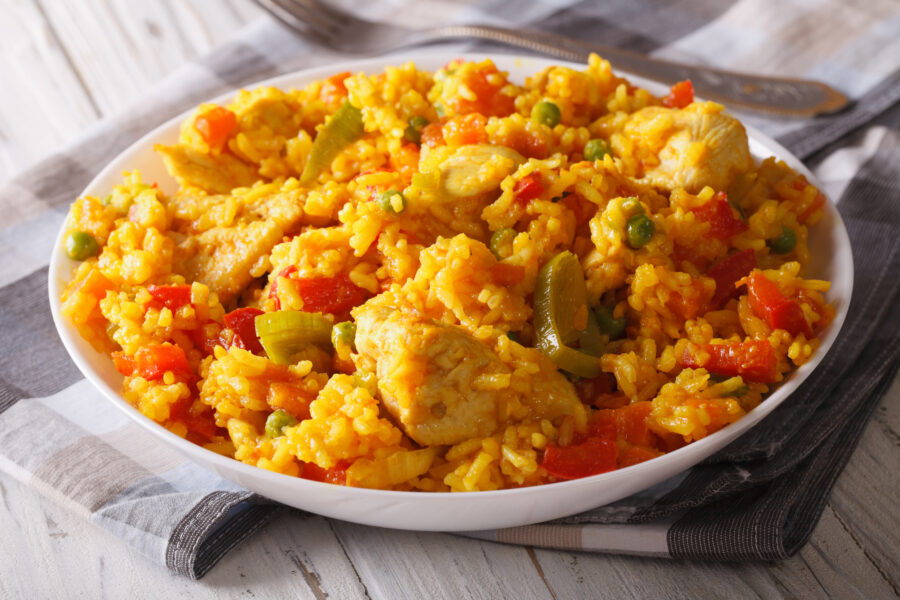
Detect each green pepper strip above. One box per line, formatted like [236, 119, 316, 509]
[533, 251, 603, 378]
[300, 101, 365, 185]
[255, 310, 333, 365]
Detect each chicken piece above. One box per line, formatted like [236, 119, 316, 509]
[173, 187, 304, 303]
[179, 220, 284, 304]
[354, 303, 510, 446]
[624, 102, 752, 193]
[155, 144, 259, 194]
[439, 144, 524, 198]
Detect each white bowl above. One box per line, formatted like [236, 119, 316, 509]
[48, 53, 853, 532]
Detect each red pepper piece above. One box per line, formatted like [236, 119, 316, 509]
[680, 340, 778, 383]
[223, 307, 265, 355]
[541, 437, 618, 480]
[301, 460, 350, 485]
[662, 80, 694, 109]
[706, 249, 757, 310]
[746, 271, 812, 337]
[296, 274, 369, 315]
[147, 284, 192, 310]
[268, 266, 297, 311]
[195, 106, 237, 151]
[513, 173, 544, 204]
[133, 344, 194, 384]
[693, 192, 747, 240]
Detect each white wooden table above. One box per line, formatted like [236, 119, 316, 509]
[1, 2, 898, 598]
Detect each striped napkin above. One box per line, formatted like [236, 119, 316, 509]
[2, 0, 899, 579]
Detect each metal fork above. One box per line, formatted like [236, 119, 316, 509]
[254, 0, 848, 118]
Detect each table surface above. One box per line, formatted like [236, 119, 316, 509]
[2, 1, 899, 598]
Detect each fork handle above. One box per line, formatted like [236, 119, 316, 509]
[419, 25, 848, 118]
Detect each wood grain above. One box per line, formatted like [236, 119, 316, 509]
[0, 1, 898, 598]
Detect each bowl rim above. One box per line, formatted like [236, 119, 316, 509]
[47, 52, 854, 510]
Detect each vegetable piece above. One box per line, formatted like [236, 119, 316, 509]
[223, 307, 265, 354]
[593, 305, 627, 340]
[254, 310, 333, 365]
[745, 271, 812, 337]
[680, 340, 778, 383]
[768, 226, 797, 254]
[379, 190, 407, 215]
[300, 460, 350, 485]
[300, 101, 365, 184]
[513, 173, 544, 203]
[403, 116, 429, 144]
[147, 284, 192, 310]
[583, 138, 610, 162]
[295, 274, 369, 315]
[265, 409, 299, 438]
[195, 106, 237, 151]
[65, 231, 99, 261]
[693, 192, 747, 240]
[541, 437, 617, 480]
[578, 309, 605, 357]
[489, 228, 516, 259]
[534, 251, 604, 378]
[120, 344, 194, 383]
[625, 214, 655, 248]
[662, 80, 694, 109]
[706, 249, 757, 310]
[531, 101, 561, 128]
[331, 321, 357, 350]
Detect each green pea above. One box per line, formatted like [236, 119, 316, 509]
[331, 321, 357, 350]
[489, 228, 516, 259]
[531, 101, 561, 128]
[379, 190, 407, 215]
[506, 331, 520, 343]
[625, 214, 655, 249]
[403, 116, 429, 144]
[583, 139, 610, 162]
[65, 231, 100, 261]
[768, 226, 796, 254]
[593, 305, 626, 340]
[265, 409, 298, 438]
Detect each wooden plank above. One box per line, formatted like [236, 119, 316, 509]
[0, 473, 371, 599]
[331, 521, 554, 600]
[0, 0, 100, 181]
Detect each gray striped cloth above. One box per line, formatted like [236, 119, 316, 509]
[2, 0, 899, 579]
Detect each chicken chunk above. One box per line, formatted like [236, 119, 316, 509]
[624, 102, 752, 193]
[354, 304, 509, 445]
[156, 144, 259, 194]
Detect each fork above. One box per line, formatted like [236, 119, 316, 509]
[254, 0, 848, 118]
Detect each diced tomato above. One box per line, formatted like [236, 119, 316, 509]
[147, 284, 192, 310]
[745, 271, 812, 337]
[693, 192, 747, 240]
[195, 106, 237, 151]
[169, 401, 219, 440]
[223, 307, 265, 354]
[491, 263, 525, 286]
[133, 344, 194, 383]
[112, 351, 135, 376]
[706, 249, 758, 310]
[513, 174, 544, 204]
[321, 71, 350, 104]
[619, 446, 660, 468]
[296, 274, 369, 315]
[269, 266, 297, 310]
[421, 122, 446, 148]
[301, 460, 350, 485]
[189, 320, 222, 356]
[662, 80, 694, 109]
[78, 269, 114, 300]
[615, 402, 655, 447]
[587, 410, 617, 440]
[680, 340, 778, 383]
[541, 437, 618, 480]
[443, 113, 488, 146]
